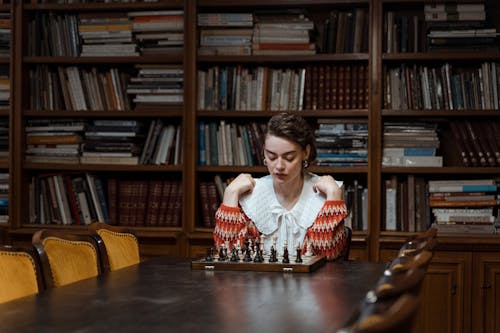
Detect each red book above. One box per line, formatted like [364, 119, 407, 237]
[199, 181, 211, 228]
[157, 180, 172, 227]
[145, 180, 163, 226]
[64, 175, 81, 225]
[172, 181, 183, 227]
[107, 178, 118, 225]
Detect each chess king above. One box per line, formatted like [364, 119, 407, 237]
[213, 113, 348, 260]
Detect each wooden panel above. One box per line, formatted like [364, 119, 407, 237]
[472, 252, 500, 333]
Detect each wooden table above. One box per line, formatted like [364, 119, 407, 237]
[0, 257, 386, 333]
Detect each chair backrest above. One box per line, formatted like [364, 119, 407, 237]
[339, 293, 420, 333]
[0, 246, 44, 303]
[342, 226, 352, 261]
[88, 222, 140, 272]
[32, 229, 101, 288]
[398, 236, 438, 257]
[387, 249, 434, 273]
[365, 266, 426, 303]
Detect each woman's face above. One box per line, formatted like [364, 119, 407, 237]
[264, 134, 309, 185]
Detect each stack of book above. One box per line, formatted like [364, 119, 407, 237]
[129, 10, 184, 55]
[424, 3, 499, 52]
[429, 179, 499, 233]
[197, 12, 253, 56]
[81, 120, 145, 165]
[78, 13, 138, 57]
[0, 172, 7, 224]
[25, 119, 85, 164]
[0, 70, 9, 108]
[127, 64, 183, 105]
[314, 119, 368, 166]
[322, 8, 368, 53]
[253, 10, 315, 55]
[450, 120, 500, 167]
[0, 12, 10, 57]
[383, 122, 442, 167]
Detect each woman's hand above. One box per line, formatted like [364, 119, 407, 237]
[312, 175, 343, 201]
[222, 173, 256, 207]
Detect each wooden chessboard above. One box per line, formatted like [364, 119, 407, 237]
[191, 255, 326, 273]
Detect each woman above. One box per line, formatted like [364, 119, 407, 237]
[213, 113, 348, 260]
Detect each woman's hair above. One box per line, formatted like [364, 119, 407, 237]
[266, 112, 317, 163]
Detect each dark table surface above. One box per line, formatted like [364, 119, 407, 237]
[0, 257, 386, 333]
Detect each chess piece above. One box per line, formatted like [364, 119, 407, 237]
[268, 246, 278, 263]
[218, 245, 226, 261]
[205, 247, 214, 261]
[243, 246, 252, 262]
[295, 247, 303, 263]
[230, 246, 240, 262]
[282, 247, 290, 263]
[305, 242, 313, 257]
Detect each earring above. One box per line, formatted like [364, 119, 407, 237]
[302, 160, 309, 168]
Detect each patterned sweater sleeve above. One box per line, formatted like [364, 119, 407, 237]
[213, 204, 260, 250]
[303, 200, 348, 260]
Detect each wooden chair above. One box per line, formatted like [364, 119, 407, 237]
[32, 229, 102, 288]
[0, 245, 44, 303]
[398, 227, 438, 257]
[364, 266, 427, 303]
[88, 222, 140, 272]
[387, 249, 434, 274]
[337, 293, 420, 333]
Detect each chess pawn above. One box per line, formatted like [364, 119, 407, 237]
[230, 246, 240, 262]
[295, 247, 303, 263]
[218, 245, 226, 261]
[243, 246, 252, 262]
[305, 242, 313, 257]
[205, 247, 214, 261]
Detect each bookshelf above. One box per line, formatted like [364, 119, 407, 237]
[2, 0, 500, 331]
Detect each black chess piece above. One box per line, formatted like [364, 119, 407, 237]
[282, 247, 290, 263]
[218, 245, 226, 261]
[205, 247, 214, 261]
[295, 248, 303, 263]
[254, 247, 264, 262]
[230, 246, 240, 262]
[243, 247, 252, 262]
[268, 246, 278, 263]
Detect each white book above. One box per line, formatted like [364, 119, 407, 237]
[85, 173, 105, 222]
[385, 183, 397, 231]
[52, 176, 69, 225]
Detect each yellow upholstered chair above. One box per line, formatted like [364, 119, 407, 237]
[88, 222, 140, 272]
[32, 230, 101, 288]
[0, 246, 44, 303]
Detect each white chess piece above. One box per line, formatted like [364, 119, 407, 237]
[305, 241, 313, 257]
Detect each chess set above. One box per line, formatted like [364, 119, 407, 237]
[191, 240, 326, 273]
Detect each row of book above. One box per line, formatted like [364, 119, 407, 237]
[25, 118, 182, 166]
[450, 120, 500, 167]
[28, 10, 183, 57]
[321, 8, 369, 54]
[383, 122, 442, 167]
[198, 120, 266, 166]
[30, 64, 183, 111]
[197, 64, 368, 111]
[28, 173, 109, 225]
[385, 12, 423, 53]
[384, 176, 500, 233]
[315, 119, 368, 167]
[107, 178, 182, 227]
[0, 172, 7, 224]
[384, 62, 500, 110]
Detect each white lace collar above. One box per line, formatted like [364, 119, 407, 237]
[239, 172, 325, 254]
